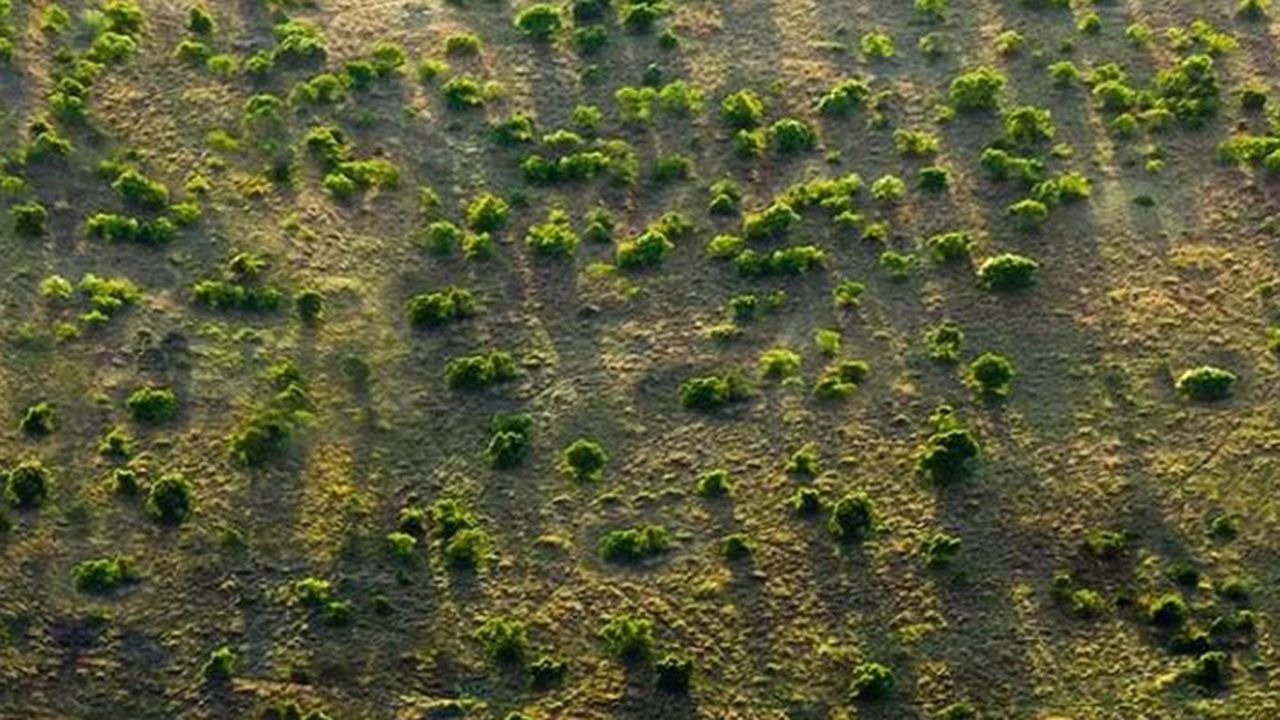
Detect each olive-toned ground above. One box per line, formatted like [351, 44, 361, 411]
[1, 0, 1279, 718]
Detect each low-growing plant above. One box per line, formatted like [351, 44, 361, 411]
[655, 654, 694, 692]
[1175, 366, 1236, 401]
[202, 646, 236, 682]
[759, 347, 801, 380]
[19, 402, 55, 436]
[475, 616, 529, 664]
[967, 352, 1015, 398]
[849, 661, 896, 700]
[616, 229, 674, 269]
[146, 473, 193, 525]
[828, 492, 876, 543]
[977, 253, 1038, 291]
[127, 385, 178, 424]
[599, 524, 670, 563]
[72, 555, 137, 594]
[949, 66, 1005, 111]
[6, 460, 50, 509]
[599, 613, 654, 661]
[484, 412, 533, 470]
[445, 350, 518, 390]
[406, 287, 477, 329]
[679, 372, 750, 411]
[767, 118, 816, 154]
[560, 438, 608, 482]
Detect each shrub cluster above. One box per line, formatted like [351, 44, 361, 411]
[1176, 366, 1236, 401]
[560, 438, 608, 482]
[127, 385, 179, 424]
[599, 524, 670, 563]
[406, 287, 477, 328]
[678, 372, 751, 411]
[445, 350, 518, 390]
[72, 555, 138, 594]
[484, 412, 532, 469]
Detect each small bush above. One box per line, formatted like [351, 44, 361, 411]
[655, 654, 694, 692]
[817, 78, 871, 117]
[529, 654, 569, 690]
[444, 32, 481, 55]
[445, 351, 518, 390]
[202, 646, 236, 682]
[475, 616, 529, 664]
[759, 347, 801, 380]
[599, 524, 670, 563]
[443, 527, 491, 569]
[514, 4, 563, 41]
[12, 202, 48, 237]
[695, 469, 731, 498]
[967, 352, 1015, 398]
[127, 385, 178, 424]
[616, 229, 674, 269]
[916, 427, 980, 484]
[146, 473, 193, 525]
[922, 532, 961, 568]
[768, 118, 816, 154]
[1148, 592, 1189, 627]
[526, 209, 580, 259]
[1175, 366, 1236, 401]
[296, 289, 324, 324]
[1008, 198, 1049, 230]
[484, 412, 532, 470]
[679, 372, 750, 411]
[385, 531, 418, 563]
[465, 192, 510, 232]
[406, 287, 477, 328]
[599, 613, 654, 661]
[112, 168, 169, 210]
[977, 253, 1038, 291]
[19, 402, 56, 436]
[6, 460, 50, 509]
[828, 492, 876, 543]
[949, 66, 1005, 111]
[849, 661, 896, 700]
[560, 438, 608, 482]
[442, 76, 485, 110]
[72, 555, 137, 594]
[1070, 589, 1107, 619]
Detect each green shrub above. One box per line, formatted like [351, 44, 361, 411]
[444, 31, 481, 55]
[529, 654, 569, 689]
[526, 209, 580, 259]
[6, 460, 50, 509]
[833, 279, 866, 309]
[406, 287, 478, 328]
[430, 498, 477, 540]
[817, 78, 871, 116]
[560, 438, 608, 482]
[475, 616, 529, 664]
[916, 426, 979, 484]
[99, 427, 134, 460]
[1003, 106, 1055, 146]
[12, 201, 48, 237]
[977, 253, 1038, 291]
[859, 31, 895, 59]
[1148, 592, 1188, 627]
[759, 347, 801, 380]
[655, 654, 694, 692]
[1176, 366, 1236, 401]
[1156, 54, 1219, 127]
[465, 192, 510, 232]
[849, 661, 896, 700]
[385, 531, 418, 563]
[949, 66, 1005, 111]
[599, 613, 654, 661]
[828, 492, 875, 543]
[967, 352, 1015, 398]
[514, 3, 563, 41]
[484, 412, 532, 470]
[202, 646, 236, 682]
[1084, 529, 1126, 560]
[679, 372, 750, 411]
[19, 402, 55, 436]
[1185, 651, 1228, 689]
[146, 473, 193, 525]
[272, 19, 327, 66]
[742, 201, 800, 242]
[924, 321, 964, 362]
[1070, 589, 1107, 619]
[790, 487, 823, 516]
[442, 75, 485, 110]
[443, 527, 491, 569]
[72, 555, 137, 594]
[192, 280, 283, 312]
[1007, 198, 1049, 230]
[619, 0, 670, 34]
[599, 524, 670, 563]
[925, 231, 973, 262]
[126, 385, 178, 424]
[695, 469, 731, 498]
[870, 174, 906, 203]
[892, 129, 939, 157]
[188, 5, 214, 35]
[768, 118, 816, 154]
[445, 350, 518, 390]
[616, 229, 674, 269]
[295, 289, 324, 324]
[922, 532, 961, 568]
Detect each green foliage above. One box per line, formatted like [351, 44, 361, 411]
[526, 208, 580, 259]
[721, 89, 757, 129]
[12, 201, 48, 237]
[1176, 366, 1236, 401]
[922, 532, 961, 568]
[742, 201, 800, 242]
[599, 613, 654, 661]
[146, 473, 193, 525]
[849, 662, 896, 700]
[616, 229, 674, 269]
[917, 425, 980, 485]
[817, 78, 871, 117]
[72, 555, 137, 594]
[475, 616, 529, 664]
[949, 66, 1005, 111]
[385, 531, 418, 563]
[695, 469, 731, 498]
[202, 646, 236, 682]
[560, 438, 608, 482]
[19, 402, 55, 436]
[967, 352, 1016, 398]
[859, 31, 895, 59]
[768, 118, 816, 154]
[925, 231, 973, 262]
[484, 412, 532, 470]
[828, 492, 875, 543]
[1007, 198, 1049, 230]
[925, 321, 964, 362]
[406, 287, 478, 329]
[759, 347, 801, 380]
[599, 524, 670, 563]
[1156, 54, 1220, 127]
[466, 192, 510, 232]
[977, 253, 1038, 291]
[655, 654, 694, 692]
[679, 372, 751, 411]
[127, 385, 178, 424]
[445, 350, 518, 390]
[6, 460, 50, 509]
[514, 4, 563, 41]
[442, 75, 485, 110]
[1148, 592, 1189, 627]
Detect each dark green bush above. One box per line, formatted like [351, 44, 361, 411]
[925, 231, 973, 262]
[1185, 651, 1228, 689]
[188, 5, 214, 35]
[949, 66, 1005, 111]
[98, 427, 134, 460]
[789, 487, 823, 516]
[295, 289, 324, 324]
[560, 437, 607, 482]
[529, 654, 569, 690]
[720, 89, 765, 129]
[514, 4, 563, 41]
[1084, 529, 1126, 560]
[19, 402, 55, 436]
[967, 352, 1015, 398]
[916, 427, 979, 484]
[817, 77, 871, 116]
[192, 280, 283, 312]
[12, 201, 48, 237]
[599, 612, 654, 661]
[615, 229, 673, 269]
[1156, 54, 1219, 127]
[977, 253, 1038, 291]
[72, 555, 137, 594]
[619, 0, 670, 33]
[828, 492, 875, 543]
[445, 350, 518, 390]
[922, 532, 961, 568]
[431, 498, 478, 541]
[1176, 366, 1236, 401]
[146, 473, 193, 525]
[741, 201, 800, 242]
[919, 165, 950, 191]
[126, 385, 178, 424]
[465, 192, 509, 232]
[6, 460, 50, 509]
[485, 412, 532, 470]
[849, 661, 896, 700]
[695, 469, 730, 498]
[442, 75, 485, 110]
[678, 372, 750, 411]
[86, 212, 178, 245]
[443, 527, 491, 569]
[1148, 592, 1189, 627]
[202, 646, 236, 682]
[924, 321, 964, 362]
[526, 209, 580, 259]
[768, 118, 816, 154]
[655, 654, 693, 692]
[599, 524, 670, 563]
[474, 616, 529, 664]
[112, 168, 169, 210]
[406, 287, 477, 329]
[229, 410, 295, 466]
